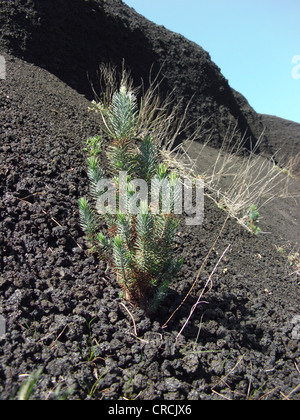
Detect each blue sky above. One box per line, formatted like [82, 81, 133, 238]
[123, 0, 300, 123]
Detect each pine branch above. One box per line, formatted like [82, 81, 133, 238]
[138, 135, 159, 181]
[113, 234, 133, 290]
[78, 197, 98, 248]
[80, 79, 183, 311]
[107, 85, 139, 141]
[115, 213, 133, 253]
[97, 232, 111, 251]
[87, 157, 105, 199]
[107, 143, 137, 173]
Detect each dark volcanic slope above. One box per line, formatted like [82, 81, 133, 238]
[0, 0, 299, 400]
[0, 55, 299, 400]
[2, 0, 299, 160]
[0, 0, 266, 151]
[260, 114, 300, 164]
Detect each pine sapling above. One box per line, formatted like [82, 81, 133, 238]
[247, 204, 261, 234]
[79, 81, 183, 311]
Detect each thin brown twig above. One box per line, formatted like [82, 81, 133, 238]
[247, 360, 253, 400]
[281, 362, 300, 400]
[280, 383, 300, 400]
[17, 192, 45, 203]
[211, 389, 232, 400]
[212, 355, 245, 393]
[162, 213, 230, 329]
[41, 209, 63, 228]
[120, 302, 138, 337]
[176, 243, 231, 339]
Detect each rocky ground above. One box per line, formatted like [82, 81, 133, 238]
[0, 0, 300, 401]
[1, 0, 299, 161]
[0, 55, 299, 400]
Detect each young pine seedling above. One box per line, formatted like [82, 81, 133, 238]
[79, 82, 183, 312]
[84, 135, 104, 157]
[247, 204, 261, 235]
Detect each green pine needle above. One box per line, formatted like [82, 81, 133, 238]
[79, 81, 183, 310]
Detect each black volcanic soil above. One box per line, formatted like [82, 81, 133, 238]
[0, 55, 299, 400]
[2, 0, 299, 159]
[0, 0, 300, 401]
[260, 115, 300, 165]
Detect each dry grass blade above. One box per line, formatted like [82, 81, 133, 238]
[176, 244, 231, 339]
[167, 124, 300, 229]
[120, 302, 138, 337]
[162, 213, 230, 329]
[211, 355, 245, 394]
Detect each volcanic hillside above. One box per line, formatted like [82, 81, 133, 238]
[1, 0, 299, 161]
[0, 0, 299, 401]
